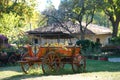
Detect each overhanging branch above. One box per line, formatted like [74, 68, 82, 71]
[45, 14, 79, 39]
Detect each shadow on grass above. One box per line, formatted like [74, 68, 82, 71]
[1, 64, 82, 80]
[0, 64, 22, 72]
[1, 59, 120, 80]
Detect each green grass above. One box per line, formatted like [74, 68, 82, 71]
[86, 59, 120, 72]
[0, 60, 120, 80]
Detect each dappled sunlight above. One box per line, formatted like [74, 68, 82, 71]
[1, 71, 120, 80]
[0, 70, 23, 80]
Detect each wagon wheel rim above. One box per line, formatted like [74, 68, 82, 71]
[42, 51, 61, 74]
[21, 62, 34, 74]
[72, 55, 86, 73]
[21, 63, 30, 74]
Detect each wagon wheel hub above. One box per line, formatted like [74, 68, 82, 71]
[42, 51, 61, 74]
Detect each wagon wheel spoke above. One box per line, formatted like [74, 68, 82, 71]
[42, 52, 55, 74]
[49, 54, 55, 62]
[72, 55, 86, 73]
[21, 62, 32, 74]
[42, 51, 61, 74]
[46, 58, 51, 63]
[21, 62, 41, 74]
[54, 54, 61, 69]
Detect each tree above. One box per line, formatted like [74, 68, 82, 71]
[42, 2, 57, 25]
[0, 0, 45, 43]
[42, 0, 97, 40]
[93, 11, 111, 27]
[50, 0, 96, 40]
[0, 12, 20, 41]
[42, 1, 80, 39]
[71, 0, 96, 40]
[99, 0, 120, 37]
[0, 0, 9, 15]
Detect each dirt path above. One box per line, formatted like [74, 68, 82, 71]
[21, 72, 120, 80]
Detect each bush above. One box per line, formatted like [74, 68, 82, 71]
[76, 39, 94, 50]
[0, 46, 18, 57]
[110, 37, 120, 45]
[76, 39, 102, 55]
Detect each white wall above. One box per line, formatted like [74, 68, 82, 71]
[29, 34, 112, 46]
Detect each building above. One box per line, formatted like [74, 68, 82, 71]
[27, 21, 112, 46]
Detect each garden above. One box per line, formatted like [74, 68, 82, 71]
[76, 38, 120, 61]
[0, 38, 120, 80]
[0, 0, 120, 80]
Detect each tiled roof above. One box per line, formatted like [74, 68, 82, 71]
[27, 21, 112, 35]
[86, 23, 112, 35]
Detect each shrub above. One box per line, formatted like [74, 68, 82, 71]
[110, 37, 120, 45]
[76, 39, 102, 55]
[0, 46, 18, 57]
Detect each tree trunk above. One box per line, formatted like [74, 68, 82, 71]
[79, 24, 85, 40]
[111, 21, 119, 37]
[80, 32, 85, 40]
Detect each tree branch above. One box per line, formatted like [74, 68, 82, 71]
[45, 14, 79, 39]
[86, 6, 95, 27]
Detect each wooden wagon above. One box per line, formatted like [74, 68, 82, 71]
[18, 32, 86, 74]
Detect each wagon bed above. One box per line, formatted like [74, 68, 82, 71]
[18, 44, 86, 74]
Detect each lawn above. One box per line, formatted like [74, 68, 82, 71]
[0, 59, 120, 80]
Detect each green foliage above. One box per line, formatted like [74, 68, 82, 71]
[76, 39, 102, 55]
[0, 12, 20, 41]
[0, 46, 18, 57]
[12, 35, 32, 47]
[0, 0, 46, 44]
[110, 36, 120, 45]
[93, 11, 111, 27]
[76, 39, 94, 50]
[1, 46, 17, 53]
[98, 0, 120, 37]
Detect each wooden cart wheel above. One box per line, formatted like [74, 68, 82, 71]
[72, 55, 86, 73]
[20, 62, 35, 74]
[20, 61, 41, 74]
[20, 62, 30, 74]
[42, 51, 61, 74]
